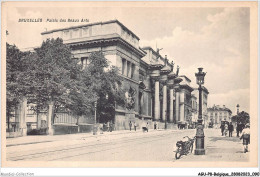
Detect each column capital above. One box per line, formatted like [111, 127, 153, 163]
[161, 80, 168, 86]
[174, 87, 181, 92]
[152, 76, 160, 82]
[169, 85, 175, 89]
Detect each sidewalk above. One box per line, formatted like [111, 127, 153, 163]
[178, 129, 249, 161]
[6, 128, 175, 147]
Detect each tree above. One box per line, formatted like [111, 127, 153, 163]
[231, 111, 250, 125]
[7, 38, 126, 133]
[6, 43, 30, 131]
[73, 51, 125, 123]
[21, 38, 81, 130]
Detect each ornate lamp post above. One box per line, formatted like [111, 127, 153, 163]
[93, 101, 97, 135]
[195, 68, 206, 155]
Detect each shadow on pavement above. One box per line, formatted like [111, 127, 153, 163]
[209, 136, 241, 142]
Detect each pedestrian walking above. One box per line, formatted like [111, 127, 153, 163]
[99, 124, 103, 134]
[109, 121, 113, 132]
[224, 123, 228, 136]
[129, 121, 132, 131]
[154, 122, 157, 130]
[146, 122, 149, 132]
[240, 124, 250, 153]
[107, 121, 110, 132]
[228, 122, 234, 137]
[134, 122, 137, 131]
[236, 123, 240, 137]
[220, 124, 225, 136]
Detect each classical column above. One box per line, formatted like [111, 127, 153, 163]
[169, 87, 174, 123]
[37, 113, 41, 129]
[15, 105, 20, 132]
[179, 91, 185, 122]
[20, 97, 28, 136]
[162, 81, 167, 121]
[47, 101, 54, 135]
[154, 78, 160, 121]
[175, 87, 180, 122]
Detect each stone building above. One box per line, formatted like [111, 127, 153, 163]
[8, 20, 201, 135]
[207, 105, 232, 128]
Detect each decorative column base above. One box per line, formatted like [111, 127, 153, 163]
[48, 126, 54, 135]
[195, 149, 205, 155]
[93, 124, 98, 135]
[22, 128, 27, 136]
[195, 123, 205, 155]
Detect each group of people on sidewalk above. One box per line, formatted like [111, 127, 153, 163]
[220, 122, 234, 137]
[129, 121, 150, 132]
[129, 121, 137, 131]
[99, 121, 114, 134]
[220, 122, 250, 153]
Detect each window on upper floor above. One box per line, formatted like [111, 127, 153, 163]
[127, 61, 131, 77]
[122, 58, 126, 75]
[131, 64, 135, 79]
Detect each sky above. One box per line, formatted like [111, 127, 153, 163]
[5, 4, 250, 115]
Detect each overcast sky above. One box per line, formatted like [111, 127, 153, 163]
[5, 4, 250, 114]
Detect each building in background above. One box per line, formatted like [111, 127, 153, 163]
[207, 105, 232, 128]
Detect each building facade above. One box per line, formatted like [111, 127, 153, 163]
[8, 20, 204, 135]
[207, 105, 232, 128]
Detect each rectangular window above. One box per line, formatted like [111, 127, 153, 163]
[122, 59, 126, 75]
[131, 63, 135, 79]
[127, 61, 131, 77]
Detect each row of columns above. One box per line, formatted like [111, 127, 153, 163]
[153, 79, 182, 123]
[150, 57, 184, 123]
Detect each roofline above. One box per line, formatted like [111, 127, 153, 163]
[193, 86, 209, 94]
[142, 46, 173, 66]
[179, 75, 191, 82]
[41, 19, 140, 40]
[180, 84, 194, 92]
[140, 59, 150, 68]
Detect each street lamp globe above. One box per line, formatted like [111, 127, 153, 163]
[195, 68, 206, 85]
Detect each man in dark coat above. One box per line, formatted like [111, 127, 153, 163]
[220, 124, 225, 136]
[228, 122, 234, 137]
[236, 123, 240, 137]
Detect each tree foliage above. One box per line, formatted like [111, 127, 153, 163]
[6, 38, 125, 127]
[6, 43, 30, 130]
[67, 51, 125, 123]
[231, 111, 250, 125]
